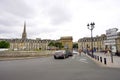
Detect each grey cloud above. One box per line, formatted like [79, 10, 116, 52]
[28, 27, 58, 34]
[0, 28, 11, 34]
[39, 0, 72, 25]
[0, 0, 35, 28]
[0, 14, 20, 26]
[48, 6, 71, 25]
[27, 27, 59, 39]
[0, 0, 34, 18]
[0, 25, 21, 34]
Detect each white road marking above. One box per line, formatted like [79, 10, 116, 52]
[72, 55, 76, 59]
[79, 60, 88, 63]
[80, 59, 87, 61]
[79, 58, 88, 63]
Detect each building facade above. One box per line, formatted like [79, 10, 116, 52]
[0, 22, 53, 51]
[116, 33, 120, 52]
[78, 34, 106, 52]
[60, 36, 73, 50]
[0, 22, 74, 51]
[78, 32, 120, 53]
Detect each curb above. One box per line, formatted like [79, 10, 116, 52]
[85, 54, 108, 68]
[84, 54, 120, 68]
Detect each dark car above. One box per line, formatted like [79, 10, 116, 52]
[67, 50, 73, 56]
[54, 50, 69, 59]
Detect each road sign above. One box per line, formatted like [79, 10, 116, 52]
[104, 28, 118, 45]
[104, 40, 116, 45]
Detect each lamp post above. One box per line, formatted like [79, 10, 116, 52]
[87, 22, 95, 57]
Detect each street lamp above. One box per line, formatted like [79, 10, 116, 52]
[87, 22, 95, 57]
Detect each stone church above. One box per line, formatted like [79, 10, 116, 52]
[0, 22, 73, 51]
[0, 22, 53, 51]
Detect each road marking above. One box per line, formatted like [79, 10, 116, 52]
[72, 55, 76, 59]
[80, 58, 87, 61]
[79, 60, 88, 63]
[79, 58, 88, 63]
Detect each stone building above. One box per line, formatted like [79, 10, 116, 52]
[0, 22, 74, 51]
[78, 34, 106, 52]
[0, 22, 53, 51]
[116, 32, 120, 52]
[60, 36, 73, 50]
[22, 21, 27, 40]
[78, 32, 120, 53]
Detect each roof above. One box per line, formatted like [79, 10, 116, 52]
[60, 36, 73, 40]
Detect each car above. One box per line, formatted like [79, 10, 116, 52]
[54, 50, 69, 59]
[66, 50, 73, 56]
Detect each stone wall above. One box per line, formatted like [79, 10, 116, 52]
[0, 51, 55, 57]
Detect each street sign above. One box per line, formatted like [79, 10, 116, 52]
[104, 28, 118, 63]
[104, 28, 118, 45]
[104, 40, 116, 45]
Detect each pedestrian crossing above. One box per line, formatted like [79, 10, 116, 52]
[79, 58, 88, 63]
[71, 54, 88, 63]
[36, 53, 89, 64]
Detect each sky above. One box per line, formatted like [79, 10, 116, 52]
[0, 0, 120, 42]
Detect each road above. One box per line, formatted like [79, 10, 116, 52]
[0, 54, 120, 80]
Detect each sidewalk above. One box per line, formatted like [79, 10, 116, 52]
[87, 52, 120, 68]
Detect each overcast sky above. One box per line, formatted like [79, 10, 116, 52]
[0, 0, 120, 42]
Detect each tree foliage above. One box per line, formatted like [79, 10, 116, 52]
[48, 41, 63, 49]
[54, 42, 63, 49]
[48, 41, 55, 47]
[0, 41, 10, 48]
[73, 43, 78, 49]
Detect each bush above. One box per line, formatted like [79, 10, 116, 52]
[0, 41, 10, 48]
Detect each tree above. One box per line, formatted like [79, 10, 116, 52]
[55, 42, 63, 49]
[48, 41, 55, 47]
[0, 41, 10, 48]
[48, 41, 55, 50]
[48, 41, 63, 50]
[73, 43, 78, 49]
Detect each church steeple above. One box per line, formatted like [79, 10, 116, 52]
[22, 21, 27, 40]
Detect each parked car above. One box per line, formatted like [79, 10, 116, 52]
[54, 50, 69, 59]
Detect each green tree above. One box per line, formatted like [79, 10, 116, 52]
[73, 43, 78, 49]
[0, 41, 10, 48]
[48, 41, 55, 50]
[55, 42, 63, 49]
[48, 41, 63, 50]
[48, 41, 55, 47]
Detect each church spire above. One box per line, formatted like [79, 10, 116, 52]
[22, 21, 27, 40]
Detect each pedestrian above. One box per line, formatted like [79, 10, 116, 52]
[106, 49, 111, 56]
[79, 49, 82, 56]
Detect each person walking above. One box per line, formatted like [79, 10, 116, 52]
[78, 49, 82, 56]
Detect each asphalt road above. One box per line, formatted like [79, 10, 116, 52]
[0, 54, 120, 80]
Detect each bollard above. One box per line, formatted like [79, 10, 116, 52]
[95, 55, 97, 60]
[98, 56, 99, 61]
[94, 55, 96, 59]
[93, 55, 94, 58]
[104, 58, 107, 65]
[100, 57, 102, 62]
[92, 55, 94, 58]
